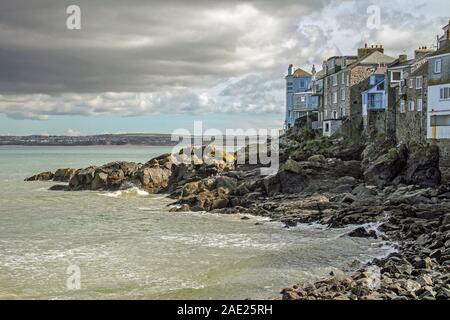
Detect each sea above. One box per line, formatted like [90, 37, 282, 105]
[0, 146, 395, 299]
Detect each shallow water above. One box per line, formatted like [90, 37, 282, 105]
[0, 146, 394, 299]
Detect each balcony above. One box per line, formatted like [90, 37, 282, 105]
[367, 99, 385, 110]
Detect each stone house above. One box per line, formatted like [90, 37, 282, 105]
[322, 45, 395, 138]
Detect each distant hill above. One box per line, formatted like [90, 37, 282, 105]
[0, 134, 181, 146]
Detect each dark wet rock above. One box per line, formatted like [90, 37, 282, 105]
[347, 227, 378, 239]
[48, 184, 69, 191]
[25, 171, 54, 181]
[53, 168, 76, 182]
[405, 144, 441, 188]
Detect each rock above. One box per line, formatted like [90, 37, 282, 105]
[336, 176, 357, 186]
[262, 174, 281, 196]
[405, 144, 441, 187]
[417, 286, 437, 300]
[412, 256, 433, 269]
[48, 184, 69, 191]
[417, 274, 433, 287]
[332, 184, 353, 194]
[136, 167, 172, 193]
[211, 198, 229, 210]
[91, 171, 108, 190]
[214, 176, 238, 192]
[436, 287, 450, 299]
[53, 168, 76, 182]
[25, 171, 54, 181]
[282, 159, 306, 174]
[363, 144, 407, 187]
[69, 167, 97, 190]
[107, 169, 125, 188]
[341, 193, 357, 204]
[307, 154, 326, 163]
[278, 171, 309, 194]
[347, 227, 378, 239]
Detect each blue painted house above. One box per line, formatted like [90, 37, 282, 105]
[285, 65, 313, 129]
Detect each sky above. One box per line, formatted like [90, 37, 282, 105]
[0, 0, 449, 135]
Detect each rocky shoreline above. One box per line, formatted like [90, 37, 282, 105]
[25, 132, 450, 300]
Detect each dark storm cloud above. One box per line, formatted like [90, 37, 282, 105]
[0, 0, 448, 119]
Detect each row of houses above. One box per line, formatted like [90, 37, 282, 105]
[285, 21, 450, 161]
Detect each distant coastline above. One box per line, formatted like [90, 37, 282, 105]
[0, 134, 179, 147]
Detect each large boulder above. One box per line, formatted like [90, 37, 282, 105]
[91, 171, 108, 190]
[363, 145, 407, 187]
[25, 171, 54, 181]
[53, 168, 76, 182]
[69, 167, 97, 190]
[405, 144, 441, 187]
[136, 167, 172, 193]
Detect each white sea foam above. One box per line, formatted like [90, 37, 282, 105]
[100, 187, 149, 198]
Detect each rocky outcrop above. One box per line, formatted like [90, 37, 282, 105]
[25, 171, 54, 181]
[53, 168, 76, 182]
[362, 142, 442, 188]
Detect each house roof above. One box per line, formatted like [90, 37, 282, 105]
[293, 68, 312, 77]
[358, 50, 396, 65]
[411, 61, 428, 76]
[428, 42, 450, 57]
[315, 70, 325, 79]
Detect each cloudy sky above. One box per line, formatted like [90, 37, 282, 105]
[0, 0, 448, 135]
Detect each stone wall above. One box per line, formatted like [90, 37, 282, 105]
[396, 64, 428, 144]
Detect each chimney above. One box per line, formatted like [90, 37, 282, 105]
[399, 54, 408, 64]
[357, 44, 385, 59]
[414, 46, 433, 60]
[288, 64, 293, 76]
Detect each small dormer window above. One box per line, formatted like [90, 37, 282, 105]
[300, 80, 305, 88]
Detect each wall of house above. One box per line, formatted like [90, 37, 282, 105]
[428, 54, 450, 84]
[396, 67, 428, 144]
[427, 84, 450, 139]
[323, 119, 342, 137]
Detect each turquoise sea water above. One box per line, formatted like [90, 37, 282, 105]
[0, 146, 393, 299]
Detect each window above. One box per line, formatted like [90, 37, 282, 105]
[341, 88, 345, 101]
[416, 76, 423, 89]
[399, 79, 404, 94]
[391, 71, 403, 82]
[333, 92, 338, 103]
[332, 111, 338, 119]
[341, 107, 346, 117]
[400, 100, 405, 113]
[332, 74, 337, 86]
[431, 115, 450, 126]
[341, 73, 345, 85]
[300, 96, 306, 102]
[440, 87, 450, 100]
[409, 79, 414, 89]
[300, 80, 305, 88]
[434, 59, 442, 74]
[408, 100, 415, 111]
[325, 122, 330, 132]
[346, 75, 350, 86]
[417, 98, 423, 112]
